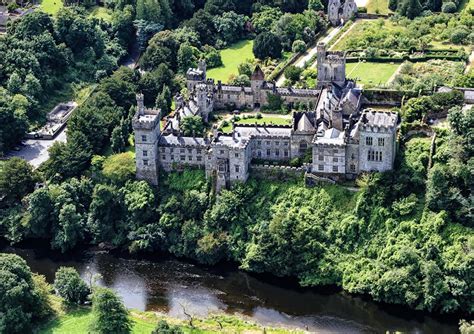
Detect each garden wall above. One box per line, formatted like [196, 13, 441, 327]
[362, 89, 427, 106]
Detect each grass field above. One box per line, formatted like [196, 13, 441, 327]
[220, 114, 291, 133]
[40, 0, 112, 19]
[38, 308, 157, 334]
[346, 62, 400, 86]
[366, 0, 391, 14]
[38, 308, 302, 334]
[207, 40, 255, 83]
[40, 0, 63, 15]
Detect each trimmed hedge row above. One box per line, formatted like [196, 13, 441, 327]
[346, 54, 466, 63]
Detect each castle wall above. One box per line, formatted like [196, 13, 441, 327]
[250, 136, 292, 161]
[312, 144, 346, 174]
[159, 145, 207, 172]
[358, 128, 396, 172]
[345, 143, 360, 177]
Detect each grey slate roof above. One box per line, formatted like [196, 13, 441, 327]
[159, 134, 207, 147]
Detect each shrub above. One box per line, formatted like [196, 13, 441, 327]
[292, 40, 307, 53]
[450, 28, 469, 44]
[152, 320, 183, 334]
[256, 112, 263, 119]
[284, 65, 303, 82]
[54, 267, 90, 305]
[441, 1, 456, 12]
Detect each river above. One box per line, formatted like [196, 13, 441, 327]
[3, 246, 459, 333]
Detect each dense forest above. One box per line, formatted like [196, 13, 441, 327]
[0, 0, 473, 328]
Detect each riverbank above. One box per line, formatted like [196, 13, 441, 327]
[3, 245, 460, 334]
[38, 307, 304, 334]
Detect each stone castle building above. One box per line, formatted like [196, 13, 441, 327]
[328, 0, 358, 26]
[133, 43, 399, 190]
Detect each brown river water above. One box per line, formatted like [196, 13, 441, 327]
[3, 246, 460, 333]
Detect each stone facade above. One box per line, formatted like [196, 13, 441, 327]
[328, 0, 358, 26]
[134, 44, 399, 189]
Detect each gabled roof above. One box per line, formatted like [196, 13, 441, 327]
[297, 113, 315, 132]
[251, 65, 265, 81]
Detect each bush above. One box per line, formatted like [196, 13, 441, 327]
[292, 40, 307, 53]
[441, 1, 456, 12]
[284, 65, 303, 82]
[91, 287, 131, 334]
[256, 112, 263, 119]
[450, 28, 469, 44]
[54, 267, 90, 305]
[358, 7, 368, 13]
[152, 320, 183, 334]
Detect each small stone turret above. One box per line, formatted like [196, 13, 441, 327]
[137, 93, 145, 115]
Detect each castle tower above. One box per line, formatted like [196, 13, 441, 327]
[195, 83, 213, 122]
[328, 0, 342, 26]
[317, 43, 346, 88]
[250, 65, 265, 108]
[198, 59, 207, 76]
[186, 59, 207, 92]
[132, 93, 161, 185]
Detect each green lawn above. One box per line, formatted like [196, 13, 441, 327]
[38, 308, 157, 334]
[220, 114, 291, 133]
[38, 308, 301, 334]
[346, 62, 400, 86]
[40, 1, 112, 19]
[40, 0, 63, 15]
[366, 0, 391, 14]
[207, 40, 255, 83]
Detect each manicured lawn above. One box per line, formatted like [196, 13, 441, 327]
[346, 61, 400, 86]
[220, 114, 291, 133]
[366, 0, 391, 14]
[207, 40, 255, 83]
[40, 0, 63, 15]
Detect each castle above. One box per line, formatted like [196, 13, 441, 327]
[328, 0, 358, 26]
[133, 43, 399, 190]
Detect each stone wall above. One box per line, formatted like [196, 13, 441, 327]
[250, 164, 308, 180]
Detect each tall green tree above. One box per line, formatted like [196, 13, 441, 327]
[0, 158, 36, 206]
[91, 287, 131, 334]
